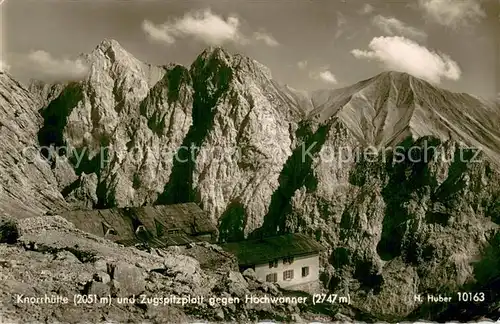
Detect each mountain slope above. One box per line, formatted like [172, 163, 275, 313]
[0, 72, 68, 218]
[157, 47, 309, 240]
[256, 71, 500, 319]
[309, 71, 500, 164]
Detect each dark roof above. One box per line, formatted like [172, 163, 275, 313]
[60, 203, 216, 244]
[136, 204, 215, 234]
[61, 208, 135, 242]
[221, 233, 325, 266]
[116, 233, 201, 247]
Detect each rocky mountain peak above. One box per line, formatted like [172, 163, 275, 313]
[377, 70, 413, 79]
[307, 70, 500, 162]
[190, 46, 232, 77]
[96, 38, 122, 50]
[28, 79, 67, 109]
[371, 70, 414, 87]
[195, 46, 231, 61]
[191, 46, 272, 82]
[91, 39, 131, 62]
[83, 38, 153, 85]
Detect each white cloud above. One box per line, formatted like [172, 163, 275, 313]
[351, 36, 461, 84]
[142, 20, 176, 44]
[337, 11, 347, 27]
[334, 11, 348, 40]
[318, 71, 338, 84]
[372, 15, 427, 41]
[26, 50, 89, 81]
[142, 9, 242, 46]
[418, 0, 486, 28]
[297, 60, 308, 70]
[143, 9, 280, 47]
[253, 31, 280, 46]
[309, 68, 338, 84]
[359, 4, 375, 15]
[0, 59, 9, 72]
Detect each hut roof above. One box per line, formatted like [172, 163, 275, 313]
[60, 203, 216, 245]
[221, 233, 325, 266]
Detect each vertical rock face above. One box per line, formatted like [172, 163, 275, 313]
[2, 40, 500, 320]
[284, 133, 500, 318]
[158, 48, 308, 240]
[35, 42, 309, 239]
[0, 72, 68, 218]
[28, 80, 66, 110]
[37, 39, 190, 208]
[257, 71, 500, 319]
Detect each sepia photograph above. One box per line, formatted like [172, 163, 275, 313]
[0, 0, 499, 322]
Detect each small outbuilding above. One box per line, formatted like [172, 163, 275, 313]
[61, 203, 217, 247]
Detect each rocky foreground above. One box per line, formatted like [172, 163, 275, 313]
[0, 216, 345, 323]
[1, 215, 498, 323]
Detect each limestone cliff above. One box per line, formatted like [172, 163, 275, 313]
[257, 72, 500, 320]
[0, 72, 70, 218]
[2, 40, 500, 321]
[36, 41, 309, 240]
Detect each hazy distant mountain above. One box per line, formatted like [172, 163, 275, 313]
[1, 40, 500, 321]
[310, 71, 500, 161]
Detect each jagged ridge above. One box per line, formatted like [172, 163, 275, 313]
[1, 40, 500, 321]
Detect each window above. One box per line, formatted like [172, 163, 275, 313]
[302, 266, 310, 277]
[266, 273, 278, 283]
[283, 256, 294, 265]
[268, 260, 278, 268]
[283, 269, 294, 281]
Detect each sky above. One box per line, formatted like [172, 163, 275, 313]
[1, 0, 499, 99]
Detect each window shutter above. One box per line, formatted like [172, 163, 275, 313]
[283, 269, 294, 280]
[266, 273, 278, 283]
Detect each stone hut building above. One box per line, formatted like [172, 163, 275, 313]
[222, 233, 325, 291]
[61, 203, 217, 247]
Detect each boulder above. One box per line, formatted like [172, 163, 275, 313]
[93, 271, 111, 284]
[226, 271, 248, 297]
[87, 281, 110, 297]
[242, 268, 257, 280]
[0, 218, 19, 244]
[110, 261, 146, 297]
